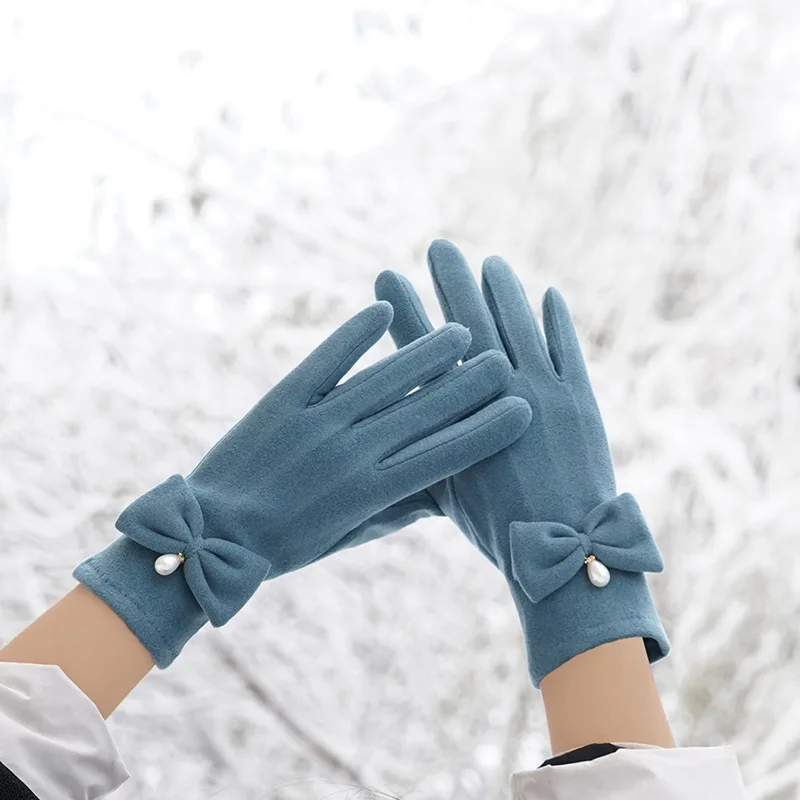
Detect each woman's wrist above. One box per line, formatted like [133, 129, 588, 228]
[540, 637, 675, 755]
[0, 585, 155, 719]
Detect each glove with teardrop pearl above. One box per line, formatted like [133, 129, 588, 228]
[73, 301, 532, 668]
[375, 241, 669, 687]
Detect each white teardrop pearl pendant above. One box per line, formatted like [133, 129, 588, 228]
[585, 555, 610, 588]
[154, 553, 185, 576]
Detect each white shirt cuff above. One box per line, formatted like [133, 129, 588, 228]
[0, 662, 129, 800]
[510, 743, 748, 799]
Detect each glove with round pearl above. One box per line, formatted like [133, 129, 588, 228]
[74, 301, 532, 668]
[375, 241, 669, 687]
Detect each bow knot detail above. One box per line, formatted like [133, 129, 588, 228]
[509, 493, 663, 604]
[116, 475, 272, 627]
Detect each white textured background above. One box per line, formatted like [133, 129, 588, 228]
[1, 1, 799, 798]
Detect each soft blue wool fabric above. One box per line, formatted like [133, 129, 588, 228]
[74, 301, 532, 668]
[375, 241, 670, 687]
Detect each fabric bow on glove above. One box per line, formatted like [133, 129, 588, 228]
[375, 241, 669, 686]
[74, 301, 532, 668]
[509, 493, 663, 604]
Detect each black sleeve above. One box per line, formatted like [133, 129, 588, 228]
[0, 760, 39, 800]
[539, 742, 622, 768]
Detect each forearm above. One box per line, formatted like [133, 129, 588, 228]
[540, 637, 675, 755]
[0, 584, 154, 718]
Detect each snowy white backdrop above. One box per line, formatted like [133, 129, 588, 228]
[1, 0, 799, 797]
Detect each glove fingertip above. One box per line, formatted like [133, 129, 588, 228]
[541, 287, 571, 376]
[438, 321, 472, 356]
[374, 270, 403, 301]
[427, 238, 463, 265]
[427, 240, 474, 284]
[481, 253, 513, 277]
[366, 299, 394, 329]
[543, 286, 570, 317]
[472, 348, 513, 388]
[487, 395, 533, 445]
[374, 269, 434, 347]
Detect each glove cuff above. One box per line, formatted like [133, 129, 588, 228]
[73, 534, 208, 669]
[507, 493, 670, 687]
[73, 474, 272, 668]
[509, 571, 669, 688]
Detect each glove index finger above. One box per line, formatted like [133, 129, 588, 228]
[378, 396, 532, 488]
[374, 269, 434, 348]
[481, 255, 553, 377]
[427, 239, 503, 360]
[301, 301, 394, 405]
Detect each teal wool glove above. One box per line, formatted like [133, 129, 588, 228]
[375, 241, 669, 687]
[74, 301, 532, 668]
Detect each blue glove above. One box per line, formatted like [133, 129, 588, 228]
[74, 301, 532, 668]
[375, 241, 669, 687]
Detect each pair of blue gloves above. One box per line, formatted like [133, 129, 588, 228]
[75, 241, 669, 687]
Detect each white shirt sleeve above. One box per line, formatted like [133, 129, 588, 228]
[0, 662, 129, 800]
[0, 662, 749, 800]
[510, 742, 749, 799]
